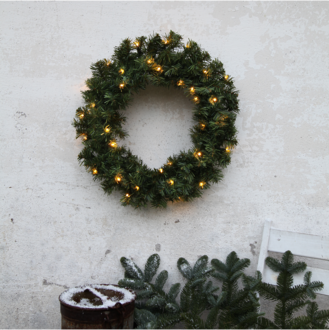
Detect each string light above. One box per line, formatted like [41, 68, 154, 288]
[186, 43, 190, 48]
[159, 168, 164, 173]
[104, 125, 111, 134]
[90, 103, 95, 108]
[109, 140, 117, 148]
[194, 151, 202, 158]
[226, 146, 231, 153]
[78, 112, 84, 119]
[119, 68, 125, 75]
[92, 168, 98, 175]
[147, 58, 154, 64]
[200, 123, 206, 130]
[119, 83, 125, 89]
[106, 60, 111, 66]
[133, 41, 140, 47]
[115, 175, 122, 183]
[168, 179, 174, 186]
[190, 86, 195, 94]
[125, 193, 130, 198]
[199, 181, 206, 189]
[155, 65, 162, 72]
[177, 80, 184, 86]
[209, 96, 218, 105]
[167, 161, 173, 166]
[193, 96, 199, 103]
[224, 75, 229, 80]
[134, 185, 139, 191]
[203, 69, 208, 76]
[81, 133, 87, 141]
[162, 39, 169, 45]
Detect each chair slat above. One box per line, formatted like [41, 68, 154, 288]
[268, 228, 329, 260]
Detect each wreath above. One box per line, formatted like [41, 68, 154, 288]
[73, 31, 239, 208]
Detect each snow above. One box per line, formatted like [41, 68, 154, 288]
[125, 259, 143, 279]
[179, 263, 190, 273]
[60, 284, 136, 309]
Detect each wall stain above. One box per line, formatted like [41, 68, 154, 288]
[249, 243, 256, 256]
[155, 244, 161, 252]
[105, 249, 111, 256]
[42, 279, 68, 289]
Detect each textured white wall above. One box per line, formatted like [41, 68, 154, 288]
[1, 2, 329, 328]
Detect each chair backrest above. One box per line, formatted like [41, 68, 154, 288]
[257, 220, 329, 295]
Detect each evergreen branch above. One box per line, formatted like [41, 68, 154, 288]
[144, 254, 161, 282]
[155, 270, 169, 291]
[177, 258, 193, 280]
[120, 257, 144, 281]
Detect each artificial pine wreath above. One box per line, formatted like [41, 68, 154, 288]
[73, 31, 239, 208]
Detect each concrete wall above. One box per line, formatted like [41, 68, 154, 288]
[1, 2, 328, 328]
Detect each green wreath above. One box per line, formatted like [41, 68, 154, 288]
[73, 31, 239, 208]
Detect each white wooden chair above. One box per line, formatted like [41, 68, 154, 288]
[257, 220, 329, 295]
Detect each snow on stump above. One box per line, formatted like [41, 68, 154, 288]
[59, 284, 136, 329]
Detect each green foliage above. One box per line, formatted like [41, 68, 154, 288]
[117, 251, 329, 329]
[118, 252, 262, 329]
[118, 254, 181, 328]
[257, 250, 327, 329]
[72, 31, 240, 208]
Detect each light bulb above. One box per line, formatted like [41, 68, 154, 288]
[90, 103, 95, 108]
[115, 175, 121, 183]
[119, 68, 125, 75]
[224, 75, 229, 80]
[186, 43, 190, 48]
[79, 112, 84, 119]
[104, 125, 111, 133]
[199, 181, 206, 188]
[134, 185, 139, 191]
[193, 96, 199, 103]
[109, 140, 117, 148]
[168, 179, 174, 185]
[203, 69, 208, 75]
[81, 134, 87, 141]
[209, 96, 218, 105]
[156, 66, 162, 72]
[106, 60, 111, 66]
[194, 151, 202, 158]
[125, 193, 130, 198]
[226, 146, 231, 153]
[134, 41, 139, 47]
[190, 86, 195, 93]
[92, 168, 98, 175]
[162, 39, 169, 45]
[147, 58, 154, 64]
[200, 123, 206, 130]
[159, 168, 164, 173]
[177, 80, 184, 86]
[119, 83, 125, 89]
[167, 161, 172, 166]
